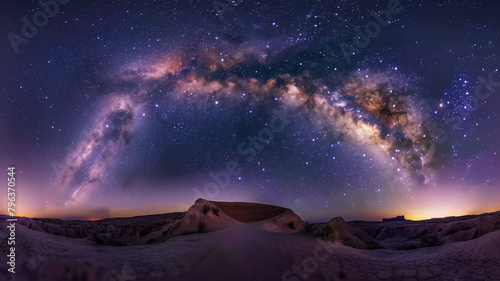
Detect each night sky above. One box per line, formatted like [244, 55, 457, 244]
[1, 0, 500, 221]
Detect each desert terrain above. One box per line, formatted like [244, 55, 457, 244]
[1, 199, 500, 281]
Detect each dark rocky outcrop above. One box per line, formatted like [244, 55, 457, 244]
[313, 217, 383, 249]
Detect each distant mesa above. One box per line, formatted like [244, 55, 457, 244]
[382, 215, 408, 222]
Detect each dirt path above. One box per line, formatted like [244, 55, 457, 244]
[178, 223, 296, 281]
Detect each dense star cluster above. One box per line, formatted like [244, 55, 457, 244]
[1, 0, 500, 220]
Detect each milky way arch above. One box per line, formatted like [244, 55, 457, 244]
[57, 45, 438, 204]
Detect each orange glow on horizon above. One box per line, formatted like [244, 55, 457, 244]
[13, 203, 500, 222]
[8, 183, 500, 222]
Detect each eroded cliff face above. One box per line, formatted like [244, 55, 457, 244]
[351, 213, 500, 250]
[10, 202, 500, 251]
[11, 198, 242, 245]
[14, 213, 184, 245]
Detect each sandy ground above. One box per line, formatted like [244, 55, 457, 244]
[1, 218, 500, 281]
